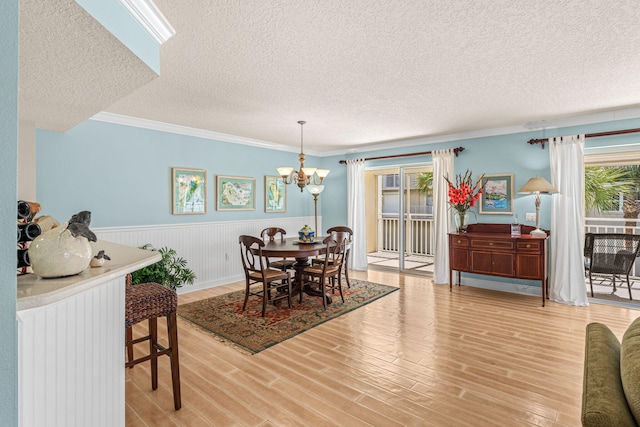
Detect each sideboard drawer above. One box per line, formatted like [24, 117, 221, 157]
[451, 236, 469, 248]
[470, 239, 514, 251]
[517, 241, 541, 252]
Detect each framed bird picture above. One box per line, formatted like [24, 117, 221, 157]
[216, 175, 256, 211]
[172, 167, 206, 214]
[265, 175, 286, 213]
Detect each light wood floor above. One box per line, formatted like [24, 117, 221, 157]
[125, 270, 640, 426]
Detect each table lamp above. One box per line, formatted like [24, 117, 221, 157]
[517, 176, 558, 236]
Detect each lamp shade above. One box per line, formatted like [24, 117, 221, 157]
[315, 169, 330, 179]
[277, 167, 293, 177]
[306, 184, 325, 195]
[517, 177, 558, 194]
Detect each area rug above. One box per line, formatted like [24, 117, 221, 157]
[177, 279, 399, 354]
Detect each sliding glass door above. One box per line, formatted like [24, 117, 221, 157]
[365, 165, 434, 274]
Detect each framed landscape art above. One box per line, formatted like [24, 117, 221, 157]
[479, 173, 514, 214]
[216, 175, 256, 211]
[265, 175, 287, 213]
[172, 167, 206, 214]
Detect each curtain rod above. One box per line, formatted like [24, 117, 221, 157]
[338, 147, 465, 164]
[527, 128, 640, 149]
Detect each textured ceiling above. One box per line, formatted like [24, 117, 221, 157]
[20, 0, 640, 152]
[18, 0, 158, 132]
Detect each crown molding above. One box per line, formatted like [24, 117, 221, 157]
[118, 0, 175, 44]
[90, 112, 306, 154]
[339, 107, 640, 156]
[92, 106, 640, 158]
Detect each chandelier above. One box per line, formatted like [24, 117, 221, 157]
[277, 121, 330, 192]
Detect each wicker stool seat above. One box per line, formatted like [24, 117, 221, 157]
[125, 275, 181, 410]
[126, 281, 177, 327]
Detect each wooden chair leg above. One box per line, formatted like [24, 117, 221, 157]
[344, 267, 351, 288]
[299, 274, 305, 303]
[262, 282, 267, 317]
[321, 278, 328, 310]
[242, 279, 250, 312]
[126, 326, 134, 367]
[149, 317, 158, 390]
[167, 312, 181, 410]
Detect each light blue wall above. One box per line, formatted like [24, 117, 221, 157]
[0, 0, 19, 424]
[37, 120, 318, 227]
[334, 117, 640, 231]
[38, 117, 640, 232]
[75, 0, 161, 73]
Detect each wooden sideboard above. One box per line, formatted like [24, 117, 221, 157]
[449, 223, 549, 306]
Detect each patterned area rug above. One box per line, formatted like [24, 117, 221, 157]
[177, 279, 399, 354]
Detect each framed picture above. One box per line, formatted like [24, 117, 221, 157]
[479, 174, 514, 214]
[216, 175, 256, 211]
[265, 175, 287, 213]
[172, 167, 206, 214]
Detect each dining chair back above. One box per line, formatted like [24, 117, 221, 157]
[313, 225, 353, 287]
[239, 235, 292, 316]
[302, 231, 349, 309]
[261, 227, 287, 242]
[260, 227, 296, 271]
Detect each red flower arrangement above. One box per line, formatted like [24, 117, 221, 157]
[444, 169, 484, 214]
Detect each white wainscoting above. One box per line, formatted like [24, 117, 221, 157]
[18, 276, 125, 427]
[94, 216, 316, 294]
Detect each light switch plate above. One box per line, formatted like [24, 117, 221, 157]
[525, 213, 536, 222]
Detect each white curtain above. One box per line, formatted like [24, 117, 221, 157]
[549, 135, 588, 306]
[433, 149, 455, 284]
[347, 158, 368, 271]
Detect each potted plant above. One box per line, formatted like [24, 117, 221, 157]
[130, 244, 196, 291]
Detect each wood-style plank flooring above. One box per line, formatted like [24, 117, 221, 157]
[125, 270, 639, 426]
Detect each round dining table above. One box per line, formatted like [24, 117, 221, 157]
[260, 237, 333, 304]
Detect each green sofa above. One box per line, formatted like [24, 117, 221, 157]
[582, 318, 640, 426]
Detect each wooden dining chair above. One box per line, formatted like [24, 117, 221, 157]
[312, 226, 353, 288]
[260, 227, 296, 272]
[239, 235, 292, 317]
[301, 231, 349, 310]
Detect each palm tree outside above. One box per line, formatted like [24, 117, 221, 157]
[585, 165, 640, 235]
[416, 172, 433, 197]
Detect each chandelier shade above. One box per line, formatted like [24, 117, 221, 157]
[278, 121, 330, 192]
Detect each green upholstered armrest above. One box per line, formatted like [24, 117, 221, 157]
[582, 323, 637, 427]
[622, 317, 640, 424]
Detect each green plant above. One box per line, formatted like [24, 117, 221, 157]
[585, 166, 631, 213]
[416, 172, 433, 197]
[131, 244, 196, 290]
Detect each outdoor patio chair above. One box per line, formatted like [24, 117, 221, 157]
[584, 233, 640, 300]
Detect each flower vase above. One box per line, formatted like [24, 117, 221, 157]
[454, 211, 469, 233]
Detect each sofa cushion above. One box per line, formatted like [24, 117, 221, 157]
[622, 317, 640, 424]
[582, 322, 637, 427]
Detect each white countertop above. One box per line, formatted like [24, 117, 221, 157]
[17, 241, 161, 311]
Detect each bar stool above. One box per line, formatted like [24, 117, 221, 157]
[125, 274, 181, 410]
